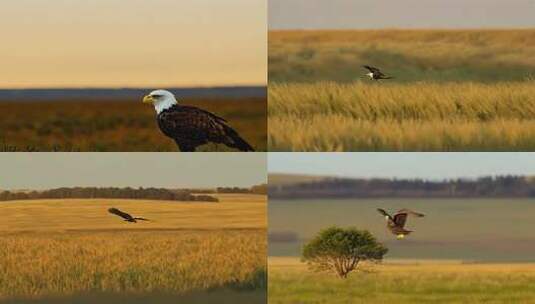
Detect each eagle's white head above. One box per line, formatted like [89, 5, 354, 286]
[143, 89, 178, 114]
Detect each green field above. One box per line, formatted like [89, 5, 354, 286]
[0, 98, 266, 152]
[269, 257, 535, 304]
[268, 30, 535, 151]
[0, 195, 266, 303]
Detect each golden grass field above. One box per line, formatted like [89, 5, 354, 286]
[269, 81, 535, 151]
[269, 257, 535, 303]
[0, 194, 266, 303]
[0, 98, 266, 152]
[268, 30, 535, 151]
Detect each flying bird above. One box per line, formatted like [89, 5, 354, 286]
[143, 89, 255, 152]
[108, 208, 149, 223]
[377, 208, 424, 239]
[362, 65, 393, 81]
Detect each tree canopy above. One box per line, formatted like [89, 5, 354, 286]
[302, 226, 388, 278]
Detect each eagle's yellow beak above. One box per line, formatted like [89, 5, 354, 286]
[397, 234, 405, 240]
[142, 95, 154, 104]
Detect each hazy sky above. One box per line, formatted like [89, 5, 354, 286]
[269, 0, 535, 29]
[0, 0, 266, 88]
[0, 153, 266, 190]
[269, 153, 535, 180]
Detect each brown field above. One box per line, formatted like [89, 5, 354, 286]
[0, 194, 267, 303]
[0, 98, 266, 152]
[0, 194, 267, 232]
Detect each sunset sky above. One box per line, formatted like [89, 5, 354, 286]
[0, 0, 266, 88]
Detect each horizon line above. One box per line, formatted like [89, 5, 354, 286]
[2, 184, 262, 191]
[0, 84, 267, 90]
[269, 27, 535, 31]
[269, 172, 533, 181]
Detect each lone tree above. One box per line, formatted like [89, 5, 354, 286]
[302, 226, 388, 279]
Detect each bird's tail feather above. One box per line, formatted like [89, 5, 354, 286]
[224, 125, 255, 152]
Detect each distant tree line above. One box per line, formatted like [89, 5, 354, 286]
[212, 185, 267, 194]
[181, 188, 217, 194]
[250, 184, 267, 195]
[217, 187, 251, 193]
[0, 187, 219, 202]
[174, 185, 267, 195]
[269, 176, 535, 199]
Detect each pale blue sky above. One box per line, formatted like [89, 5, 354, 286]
[0, 153, 266, 190]
[268, 153, 535, 180]
[269, 0, 535, 29]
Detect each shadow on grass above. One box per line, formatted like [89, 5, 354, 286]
[222, 268, 267, 291]
[1, 288, 266, 304]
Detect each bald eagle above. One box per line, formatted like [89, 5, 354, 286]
[377, 208, 424, 239]
[363, 65, 393, 80]
[108, 208, 149, 223]
[143, 89, 255, 152]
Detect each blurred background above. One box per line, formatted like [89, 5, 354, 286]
[268, 0, 535, 83]
[268, 153, 535, 262]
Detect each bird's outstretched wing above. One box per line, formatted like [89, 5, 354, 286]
[363, 65, 381, 73]
[377, 208, 392, 219]
[108, 208, 134, 221]
[397, 209, 425, 217]
[133, 217, 150, 221]
[158, 105, 254, 152]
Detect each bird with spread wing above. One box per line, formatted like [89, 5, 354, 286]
[377, 208, 424, 239]
[362, 65, 393, 81]
[108, 208, 150, 223]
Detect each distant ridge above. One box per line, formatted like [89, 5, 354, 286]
[269, 175, 535, 199]
[269, 173, 329, 186]
[0, 86, 266, 101]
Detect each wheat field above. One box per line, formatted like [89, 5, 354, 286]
[0, 195, 266, 232]
[268, 30, 535, 151]
[0, 195, 266, 303]
[269, 257, 535, 303]
[269, 81, 535, 151]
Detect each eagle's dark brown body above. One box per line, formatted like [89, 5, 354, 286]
[377, 208, 424, 239]
[157, 105, 255, 152]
